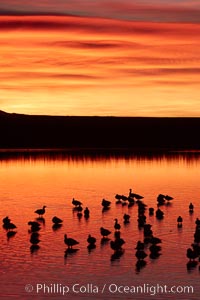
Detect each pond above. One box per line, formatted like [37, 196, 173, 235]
[1, 151, 200, 299]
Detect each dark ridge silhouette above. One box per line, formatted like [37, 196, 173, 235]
[1, 110, 200, 150]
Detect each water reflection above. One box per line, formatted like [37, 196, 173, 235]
[1, 149, 200, 165]
[1, 151, 200, 299]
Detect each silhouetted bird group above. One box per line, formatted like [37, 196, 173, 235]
[3, 187, 198, 272]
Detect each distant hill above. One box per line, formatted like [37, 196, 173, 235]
[1, 110, 200, 150]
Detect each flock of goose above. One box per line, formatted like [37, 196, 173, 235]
[1, 188, 199, 271]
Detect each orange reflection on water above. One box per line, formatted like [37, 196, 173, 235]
[1, 153, 200, 298]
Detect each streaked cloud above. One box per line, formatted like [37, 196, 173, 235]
[0, 15, 199, 116]
[0, 0, 200, 23]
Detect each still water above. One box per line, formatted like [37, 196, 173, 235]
[1, 151, 200, 300]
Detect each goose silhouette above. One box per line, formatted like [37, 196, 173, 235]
[187, 248, 198, 261]
[110, 238, 125, 252]
[2, 216, 17, 231]
[72, 198, 82, 207]
[189, 203, 194, 211]
[101, 199, 111, 208]
[4, 222, 17, 231]
[123, 213, 130, 223]
[28, 221, 41, 232]
[34, 206, 46, 218]
[2, 216, 11, 225]
[165, 195, 173, 201]
[149, 207, 154, 215]
[156, 208, 164, 219]
[100, 227, 111, 238]
[135, 241, 144, 250]
[129, 189, 144, 200]
[84, 207, 90, 218]
[177, 216, 183, 227]
[52, 216, 63, 224]
[64, 234, 79, 249]
[135, 250, 147, 260]
[115, 194, 122, 200]
[87, 234, 96, 245]
[114, 219, 121, 231]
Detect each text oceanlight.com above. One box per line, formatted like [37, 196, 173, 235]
[25, 283, 194, 296]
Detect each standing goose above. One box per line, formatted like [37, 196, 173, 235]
[3, 216, 11, 225]
[189, 203, 194, 212]
[101, 199, 111, 209]
[28, 221, 41, 232]
[72, 198, 82, 207]
[129, 189, 144, 200]
[165, 195, 173, 201]
[135, 250, 147, 261]
[84, 207, 90, 218]
[64, 234, 79, 249]
[87, 234, 96, 245]
[123, 214, 130, 223]
[114, 219, 121, 231]
[100, 227, 111, 238]
[34, 206, 46, 218]
[177, 216, 183, 227]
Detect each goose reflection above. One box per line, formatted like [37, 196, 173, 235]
[110, 249, 124, 261]
[64, 248, 79, 263]
[30, 232, 40, 245]
[52, 223, 62, 231]
[186, 260, 198, 271]
[7, 231, 17, 240]
[87, 244, 96, 252]
[135, 260, 147, 273]
[30, 244, 40, 254]
[101, 237, 110, 245]
[36, 217, 45, 225]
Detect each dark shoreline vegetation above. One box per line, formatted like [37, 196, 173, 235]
[1, 110, 200, 152]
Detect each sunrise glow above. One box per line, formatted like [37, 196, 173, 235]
[0, 1, 200, 116]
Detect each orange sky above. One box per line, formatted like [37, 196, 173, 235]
[0, 15, 200, 116]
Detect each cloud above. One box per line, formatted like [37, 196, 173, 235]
[0, 16, 199, 37]
[0, 71, 102, 81]
[52, 40, 125, 49]
[123, 67, 200, 77]
[0, 0, 200, 23]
